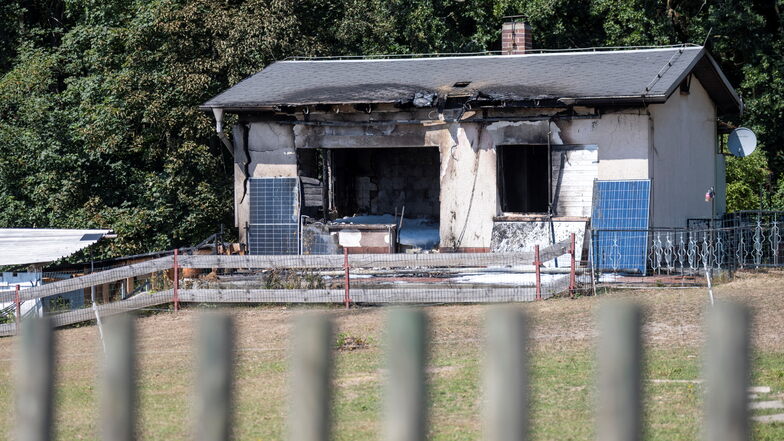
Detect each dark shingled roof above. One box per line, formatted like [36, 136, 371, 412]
[202, 46, 741, 114]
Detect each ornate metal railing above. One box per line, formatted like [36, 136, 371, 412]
[592, 221, 784, 276]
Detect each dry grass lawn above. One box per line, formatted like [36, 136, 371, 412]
[1, 271, 784, 439]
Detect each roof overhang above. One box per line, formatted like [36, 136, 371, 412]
[660, 48, 743, 115]
[201, 46, 743, 117]
[0, 229, 114, 267]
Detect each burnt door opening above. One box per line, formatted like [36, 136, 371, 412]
[330, 147, 440, 219]
[498, 145, 550, 213]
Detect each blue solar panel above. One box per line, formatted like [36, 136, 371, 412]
[592, 180, 651, 274]
[248, 178, 300, 255]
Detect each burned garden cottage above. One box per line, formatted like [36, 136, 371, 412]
[201, 23, 742, 262]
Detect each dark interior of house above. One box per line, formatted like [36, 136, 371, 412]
[329, 147, 440, 219]
[498, 144, 550, 213]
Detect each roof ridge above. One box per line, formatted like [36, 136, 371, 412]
[283, 44, 701, 62]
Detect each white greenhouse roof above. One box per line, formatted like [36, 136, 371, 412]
[0, 229, 112, 266]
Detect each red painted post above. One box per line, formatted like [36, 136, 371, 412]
[173, 249, 180, 312]
[534, 245, 542, 301]
[343, 248, 351, 309]
[14, 284, 21, 332]
[569, 233, 576, 298]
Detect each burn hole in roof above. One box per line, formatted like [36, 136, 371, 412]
[453, 81, 472, 88]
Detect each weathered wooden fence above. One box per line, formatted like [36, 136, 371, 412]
[13, 301, 750, 441]
[1, 241, 579, 336]
[6, 245, 572, 302]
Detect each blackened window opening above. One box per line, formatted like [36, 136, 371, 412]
[330, 147, 440, 220]
[498, 145, 550, 213]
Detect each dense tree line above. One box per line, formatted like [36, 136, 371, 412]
[1, 0, 782, 257]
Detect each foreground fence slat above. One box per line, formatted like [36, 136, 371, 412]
[195, 314, 235, 441]
[484, 307, 529, 441]
[384, 309, 428, 441]
[704, 302, 750, 441]
[289, 314, 333, 441]
[101, 314, 137, 441]
[16, 317, 54, 441]
[8, 302, 754, 440]
[597, 302, 643, 441]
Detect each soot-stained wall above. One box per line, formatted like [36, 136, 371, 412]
[331, 147, 440, 218]
[235, 99, 721, 250]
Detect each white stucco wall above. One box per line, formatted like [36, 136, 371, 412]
[232, 93, 721, 249]
[233, 110, 655, 250]
[648, 78, 719, 228]
[436, 123, 497, 249]
[233, 122, 297, 243]
[558, 112, 650, 180]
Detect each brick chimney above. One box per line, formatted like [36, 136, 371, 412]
[501, 19, 532, 55]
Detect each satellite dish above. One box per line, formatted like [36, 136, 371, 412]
[728, 127, 757, 158]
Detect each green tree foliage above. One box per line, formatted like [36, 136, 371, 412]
[725, 150, 770, 211]
[1, 0, 783, 258]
